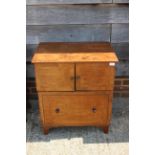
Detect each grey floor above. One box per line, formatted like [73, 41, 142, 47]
[26, 97, 129, 155]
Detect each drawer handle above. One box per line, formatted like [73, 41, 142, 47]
[55, 108, 60, 113]
[92, 107, 96, 113]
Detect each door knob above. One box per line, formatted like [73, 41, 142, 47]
[55, 108, 60, 113]
[92, 107, 96, 113]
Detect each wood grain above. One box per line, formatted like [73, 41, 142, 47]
[40, 91, 111, 95]
[27, 60, 128, 78]
[76, 63, 115, 91]
[34, 63, 74, 91]
[27, 43, 129, 62]
[107, 93, 113, 126]
[38, 94, 45, 129]
[27, 0, 112, 5]
[42, 92, 110, 127]
[32, 52, 118, 63]
[26, 24, 110, 44]
[31, 42, 118, 63]
[111, 24, 129, 43]
[27, 4, 129, 25]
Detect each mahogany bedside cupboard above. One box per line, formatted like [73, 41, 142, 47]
[32, 42, 118, 134]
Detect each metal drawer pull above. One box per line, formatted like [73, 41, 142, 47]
[55, 108, 60, 113]
[92, 107, 96, 113]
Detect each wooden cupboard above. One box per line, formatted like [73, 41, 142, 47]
[32, 42, 118, 134]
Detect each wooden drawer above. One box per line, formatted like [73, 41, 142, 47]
[41, 92, 111, 127]
[34, 63, 74, 91]
[76, 63, 115, 91]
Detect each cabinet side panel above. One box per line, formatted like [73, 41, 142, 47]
[38, 93, 45, 128]
[107, 91, 113, 126]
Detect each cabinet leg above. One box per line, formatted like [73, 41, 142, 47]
[43, 127, 49, 135]
[103, 126, 109, 134]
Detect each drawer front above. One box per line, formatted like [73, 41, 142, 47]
[42, 92, 109, 127]
[35, 63, 74, 91]
[76, 63, 115, 91]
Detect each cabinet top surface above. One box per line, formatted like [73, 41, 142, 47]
[32, 42, 118, 63]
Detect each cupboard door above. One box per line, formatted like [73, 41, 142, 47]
[76, 63, 115, 90]
[42, 92, 109, 127]
[35, 63, 74, 91]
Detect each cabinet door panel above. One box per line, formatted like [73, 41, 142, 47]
[76, 63, 115, 90]
[35, 63, 74, 91]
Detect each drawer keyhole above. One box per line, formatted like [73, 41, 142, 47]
[92, 107, 96, 113]
[55, 108, 60, 113]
